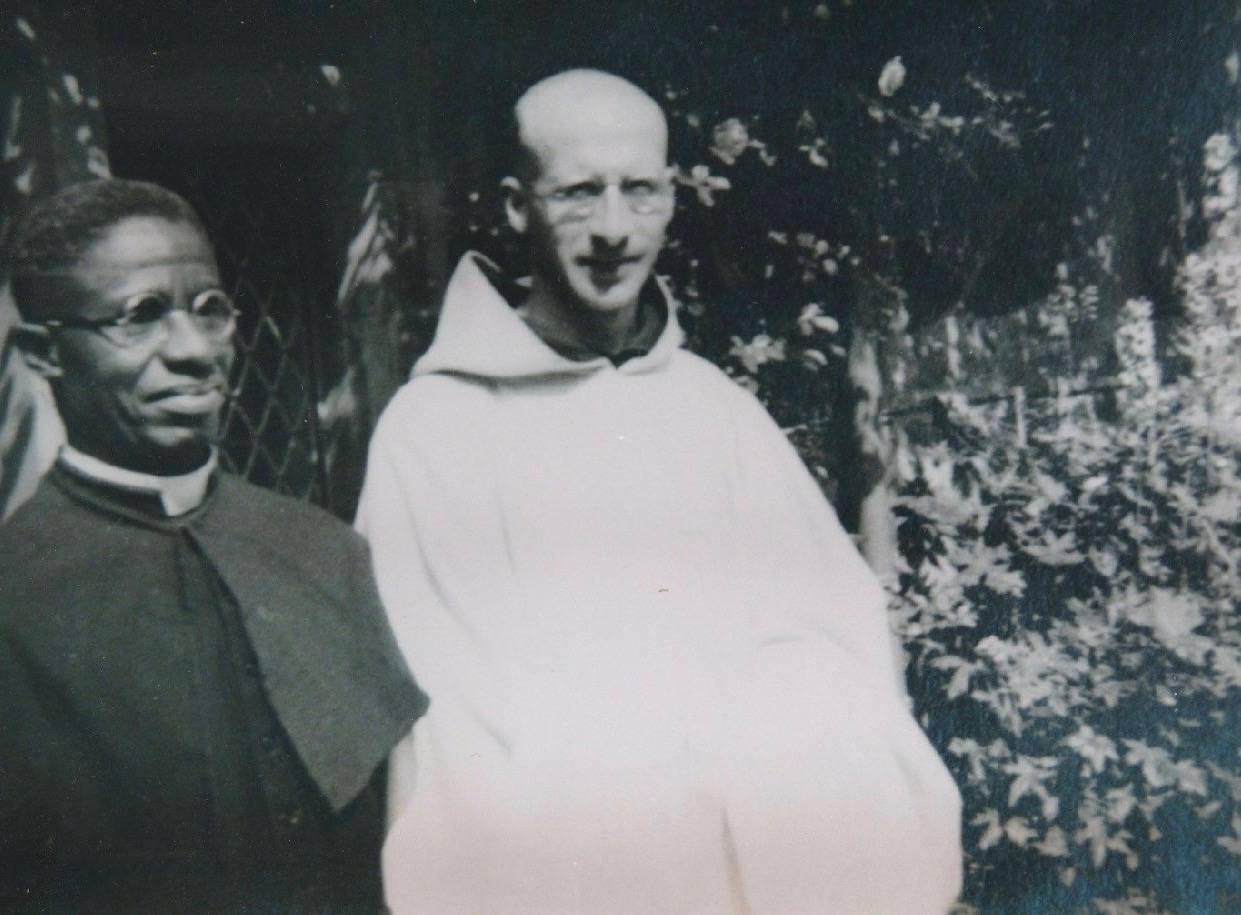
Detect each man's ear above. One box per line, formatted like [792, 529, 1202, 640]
[501, 176, 529, 235]
[13, 323, 62, 379]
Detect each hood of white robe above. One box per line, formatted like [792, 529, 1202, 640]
[412, 251, 685, 382]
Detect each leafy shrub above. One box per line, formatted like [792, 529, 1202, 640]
[888, 130, 1241, 911]
[891, 382, 1241, 912]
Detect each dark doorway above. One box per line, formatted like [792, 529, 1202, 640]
[92, 4, 350, 507]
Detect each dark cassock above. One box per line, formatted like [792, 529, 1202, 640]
[0, 448, 427, 914]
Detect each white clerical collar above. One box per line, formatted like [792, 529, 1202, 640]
[58, 445, 217, 517]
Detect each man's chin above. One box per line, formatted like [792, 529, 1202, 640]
[137, 430, 216, 474]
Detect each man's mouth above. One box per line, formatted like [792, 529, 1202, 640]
[578, 255, 641, 286]
[149, 385, 226, 415]
[579, 254, 641, 270]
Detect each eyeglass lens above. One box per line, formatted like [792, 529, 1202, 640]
[546, 179, 671, 219]
[106, 290, 237, 344]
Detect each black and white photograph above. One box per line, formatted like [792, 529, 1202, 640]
[1, 2, 1239, 912]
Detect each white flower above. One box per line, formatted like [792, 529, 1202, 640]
[878, 56, 906, 97]
[678, 164, 731, 206]
[61, 74, 83, 105]
[710, 118, 751, 164]
[729, 334, 786, 373]
[1203, 132, 1237, 174]
[797, 303, 840, 336]
[801, 141, 830, 168]
[801, 348, 829, 369]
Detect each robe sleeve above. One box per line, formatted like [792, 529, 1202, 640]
[355, 398, 541, 913]
[725, 387, 903, 691]
[715, 387, 964, 914]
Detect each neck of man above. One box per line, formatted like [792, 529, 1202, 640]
[519, 279, 642, 360]
[65, 432, 214, 478]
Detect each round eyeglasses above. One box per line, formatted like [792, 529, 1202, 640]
[42, 289, 238, 348]
[532, 177, 674, 223]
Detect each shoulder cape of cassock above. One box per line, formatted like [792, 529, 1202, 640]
[39, 468, 429, 812]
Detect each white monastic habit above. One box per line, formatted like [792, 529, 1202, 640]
[357, 252, 962, 914]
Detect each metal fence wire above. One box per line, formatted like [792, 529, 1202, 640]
[173, 151, 329, 505]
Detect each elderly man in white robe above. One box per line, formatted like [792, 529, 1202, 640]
[358, 68, 963, 915]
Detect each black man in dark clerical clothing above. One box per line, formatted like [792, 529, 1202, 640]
[0, 179, 427, 914]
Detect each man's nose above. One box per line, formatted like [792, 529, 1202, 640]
[160, 309, 221, 365]
[588, 185, 634, 248]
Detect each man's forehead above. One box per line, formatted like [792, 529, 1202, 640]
[76, 217, 215, 272]
[516, 71, 668, 170]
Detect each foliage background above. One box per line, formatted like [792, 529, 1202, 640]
[668, 20, 1241, 915]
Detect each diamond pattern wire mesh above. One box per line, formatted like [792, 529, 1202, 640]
[175, 154, 327, 504]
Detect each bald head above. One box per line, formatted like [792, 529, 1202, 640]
[513, 69, 668, 182]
